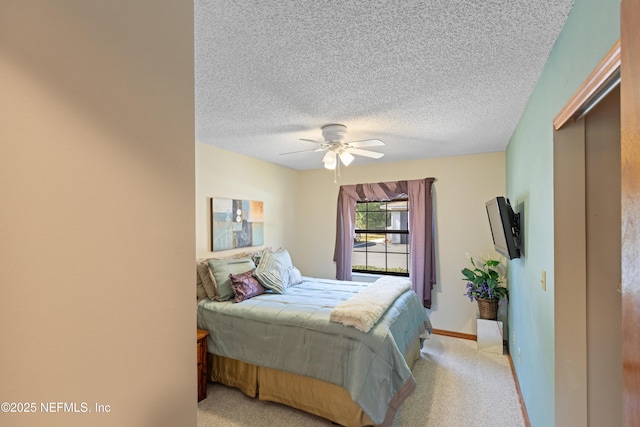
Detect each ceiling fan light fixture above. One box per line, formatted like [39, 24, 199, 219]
[323, 151, 337, 169]
[281, 124, 385, 175]
[339, 151, 355, 166]
[324, 161, 337, 170]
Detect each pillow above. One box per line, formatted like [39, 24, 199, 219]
[229, 269, 265, 302]
[197, 261, 218, 299]
[207, 257, 256, 301]
[253, 250, 290, 294]
[196, 267, 209, 302]
[226, 248, 272, 265]
[270, 248, 293, 269]
[287, 266, 303, 286]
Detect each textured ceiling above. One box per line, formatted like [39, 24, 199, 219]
[195, 0, 573, 170]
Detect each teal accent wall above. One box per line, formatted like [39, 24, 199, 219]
[505, 1, 619, 426]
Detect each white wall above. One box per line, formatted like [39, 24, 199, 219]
[0, 2, 195, 426]
[296, 152, 506, 335]
[196, 144, 300, 261]
[195, 143, 505, 336]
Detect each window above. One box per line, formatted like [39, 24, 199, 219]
[334, 178, 435, 307]
[352, 199, 410, 276]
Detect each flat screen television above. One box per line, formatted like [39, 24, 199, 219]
[485, 196, 521, 259]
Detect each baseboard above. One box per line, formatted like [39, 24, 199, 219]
[432, 327, 509, 351]
[432, 328, 477, 341]
[507, 353, 532, 427]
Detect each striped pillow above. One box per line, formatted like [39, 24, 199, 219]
[270, 248, 293, 269]
[253, 250, 291, 294]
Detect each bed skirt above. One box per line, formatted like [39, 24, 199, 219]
[207, 338, 422, 427]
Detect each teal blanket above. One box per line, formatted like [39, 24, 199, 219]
[197, 277, 431, 425]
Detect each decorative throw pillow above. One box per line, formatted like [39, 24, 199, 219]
[253, 249, 290, 294]
[197, 261, 218, 299]
[229, 269, 265, 302]
[287, 266, 303, 286]
[207, 257, 256, 301]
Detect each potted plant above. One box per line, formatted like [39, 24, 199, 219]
[461, 255, 508, 320]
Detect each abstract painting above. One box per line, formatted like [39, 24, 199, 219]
[210, 198, 264, 251]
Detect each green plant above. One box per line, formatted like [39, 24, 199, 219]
[462, 256, 508, 301]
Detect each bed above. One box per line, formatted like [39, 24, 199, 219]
[196, 269, 431, 427]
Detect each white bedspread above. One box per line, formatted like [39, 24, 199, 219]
[329, 276, 412, 333]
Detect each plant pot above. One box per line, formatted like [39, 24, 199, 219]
[477, 298, 499, 320]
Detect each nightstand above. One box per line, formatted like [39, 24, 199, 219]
[197, 329, 209, 402]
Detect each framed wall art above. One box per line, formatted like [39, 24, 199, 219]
[210, 198, 264, 251]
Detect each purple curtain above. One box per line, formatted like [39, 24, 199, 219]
[333, 178, 436, 308]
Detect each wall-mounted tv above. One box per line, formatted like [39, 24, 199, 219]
[485, 196, 521, 259]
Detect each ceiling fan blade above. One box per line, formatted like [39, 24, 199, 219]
[281, 144, 329, 155]
[299, 138, 324, 144]
[348, 148, 384, 159]
[347, 139, 385, 148]
[280, 148, 322, 155]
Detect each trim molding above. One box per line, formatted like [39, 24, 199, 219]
[508, 354, 532, 427]
[432, 328, 477, 341]
[432, 328, 509, 349]
[553, 39, 621, 130]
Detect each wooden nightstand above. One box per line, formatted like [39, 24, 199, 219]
[197, 329, 209, 402]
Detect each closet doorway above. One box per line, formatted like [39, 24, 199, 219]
[553, 46, 622, 426]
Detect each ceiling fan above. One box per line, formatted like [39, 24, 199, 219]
[281, 124, 385, 170]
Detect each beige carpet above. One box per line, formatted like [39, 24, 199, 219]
[197, 334, 526, 427]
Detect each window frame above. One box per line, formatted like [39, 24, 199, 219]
[352, 198, 410, 277]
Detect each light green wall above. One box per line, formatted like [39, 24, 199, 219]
[505, 0, 619, 426]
